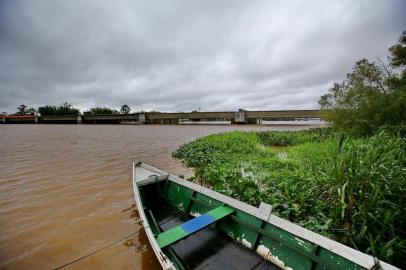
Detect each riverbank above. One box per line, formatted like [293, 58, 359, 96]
[173, 128, 405, 268]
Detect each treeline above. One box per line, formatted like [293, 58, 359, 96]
[319, 31, 406, 136]
[12, 103, 132, 116]
[38, 103, 80, 116]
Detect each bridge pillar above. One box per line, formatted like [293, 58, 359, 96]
[234, 109, 247, 124]
[138, 113, 146, 123]
[256, 118, 262, 125]
[77, 115, 82, 124]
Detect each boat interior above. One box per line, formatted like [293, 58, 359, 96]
[140, 181, 280, 270]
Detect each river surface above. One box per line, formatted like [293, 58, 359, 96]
[0, 124, 317, 270]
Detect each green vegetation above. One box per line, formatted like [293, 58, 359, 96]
[173, 129, 406, 267]
[120, 104, 131, 114]
[319, 32, 406, 136]
[13, 104, 132, 116]
[257, 128, 334, 146]
[38, 102, 80, 116]
[84, 107, 119, 115]
[14, 104, 36, 115]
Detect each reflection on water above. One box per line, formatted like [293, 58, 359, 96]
[0, 124, 315, 269]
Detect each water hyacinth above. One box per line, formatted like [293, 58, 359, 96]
[173, 129, 405, 268]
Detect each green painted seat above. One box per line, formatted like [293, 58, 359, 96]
[156, 206, 235, 248]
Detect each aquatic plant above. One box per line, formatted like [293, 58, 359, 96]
[173, 129, 406, 267]
[257, 127, 334, 146]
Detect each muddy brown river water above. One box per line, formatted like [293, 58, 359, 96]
[0, 124, 317, 270]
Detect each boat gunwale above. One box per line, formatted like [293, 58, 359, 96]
[133, 161, 399, 270]
[132, 163, 176, 270]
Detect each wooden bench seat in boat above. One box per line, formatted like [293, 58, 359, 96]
[156, 206, 235, 248]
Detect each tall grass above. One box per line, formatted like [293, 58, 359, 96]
[173, 129, 406, 267]
[257, 127, 334, 146]
[315, 133, 406, 264]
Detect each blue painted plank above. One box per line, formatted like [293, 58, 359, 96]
[180, 214, 215, 234]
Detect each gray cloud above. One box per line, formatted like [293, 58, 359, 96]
[0, 0, 405, 113]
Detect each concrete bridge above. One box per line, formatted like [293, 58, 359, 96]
[1, 109, 326, 124]
[145, 109, 325, 124]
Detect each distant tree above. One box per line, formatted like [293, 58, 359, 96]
[38, 105, 57, 116]
[120, 104, 130, 114]
[56, 102, 80, 115]
[15, 105, 35, 115]
[387, 31, 406, 90]
[26, 108, 36, 115]
[16, 104, 27, 115]
[38, 103, 80, 116]
[319, 31, 406, 136]
[86, 107, 119, 115]
[389, 31, 406, 68]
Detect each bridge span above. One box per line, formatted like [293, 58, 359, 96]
[1, 109, 327, 124]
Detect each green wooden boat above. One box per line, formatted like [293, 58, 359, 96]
[133, 162, 398, 270]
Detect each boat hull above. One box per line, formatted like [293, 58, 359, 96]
[133, 162, 399, 270]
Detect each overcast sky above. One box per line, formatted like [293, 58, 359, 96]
[0, 0, 405, 113]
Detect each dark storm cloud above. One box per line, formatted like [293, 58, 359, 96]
[0, 0, 405, 113]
